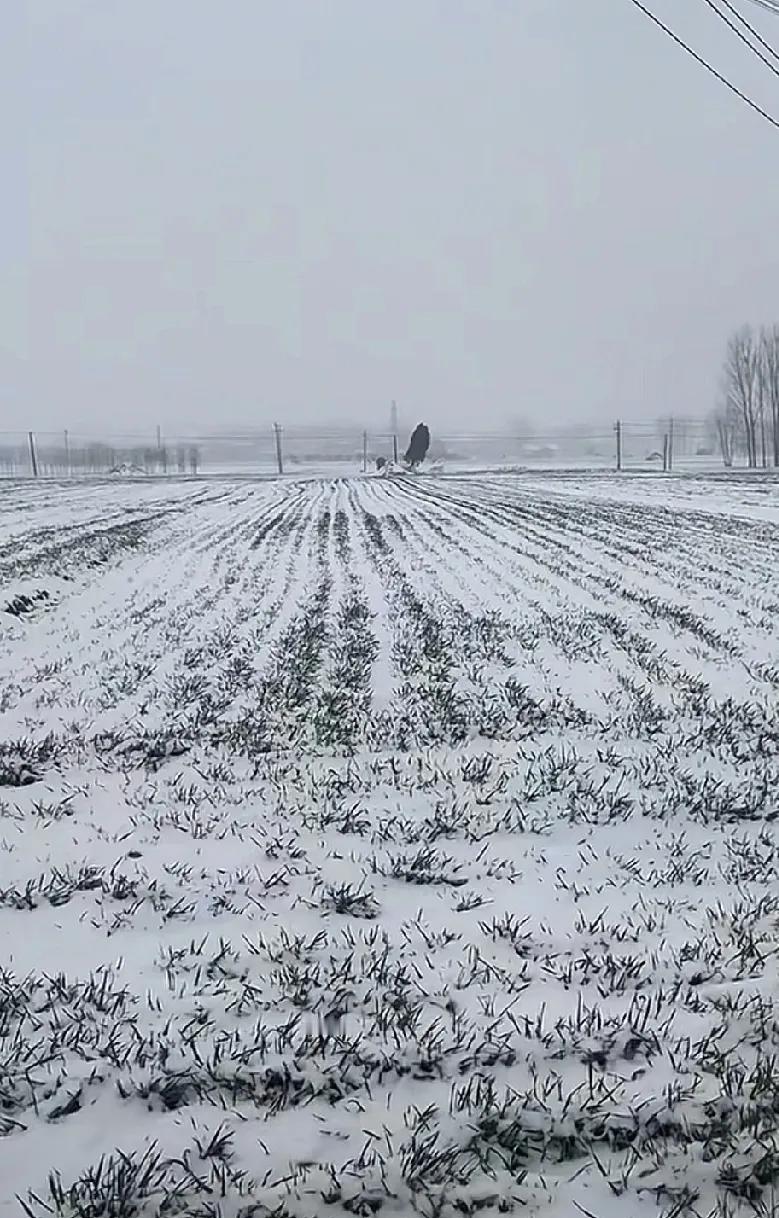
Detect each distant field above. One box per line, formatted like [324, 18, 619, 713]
[0, 471, 778, 1217]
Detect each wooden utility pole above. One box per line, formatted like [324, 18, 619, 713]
[667, 416, 674, 472]
[64, 429, 70, 475]
[615, 420, 622, 471]
[391, 400, 399, 464]
[28, 432, 38, 478]
[156, 425, 168, 474]
[362, 430, 368, 473]
[273, 423, 284, 475]
[662, 433, 669, 473]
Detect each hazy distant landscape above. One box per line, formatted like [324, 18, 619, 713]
[0, 415, 754, 479]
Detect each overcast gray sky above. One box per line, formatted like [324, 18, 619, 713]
[8, 0, 779, 435]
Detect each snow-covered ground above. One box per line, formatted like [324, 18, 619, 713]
[0, 472, 777, 1217]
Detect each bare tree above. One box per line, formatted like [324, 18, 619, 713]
[709, 392, 740, 467]
[724, 326, 761, 467]
[759, 323, 779, 467]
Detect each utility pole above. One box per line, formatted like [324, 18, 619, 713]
[391, 400, 399, 464]
[615, 420, 622, 471]
[273, 423, 284, 475]
[362, 430, 368, 473]
[64, 429, 70, 476]
[28, 431, 39, 478]
[668, 416, 674, 472]
[156, 425, 165, 474]
[662, 433, 669, 473]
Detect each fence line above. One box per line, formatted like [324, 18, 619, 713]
[0, 418, 750, 478]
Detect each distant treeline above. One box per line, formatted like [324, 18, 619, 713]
[0, 443, 200, 477]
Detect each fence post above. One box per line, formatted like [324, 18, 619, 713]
[615, 420, 622, 471]
[273, 423, 284, 475]
[28, 432, 39, 478]
[362, 430, 368, 473]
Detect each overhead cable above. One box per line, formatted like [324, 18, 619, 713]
[743, 0, 779, 15]
[698, 0, 779, 77]
[716, 0, 779, 61]
[627, 0, 779, 130]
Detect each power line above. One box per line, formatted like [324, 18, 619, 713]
[626, 0, 779, 130]
[699, 0, 779, 77]
[716, 0, 779, 61]
[743, 0, 779, 14]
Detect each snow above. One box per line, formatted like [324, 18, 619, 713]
[0, 470, 777, 1217]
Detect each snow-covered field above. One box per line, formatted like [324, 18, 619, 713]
[0, 471, 777, 1217]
